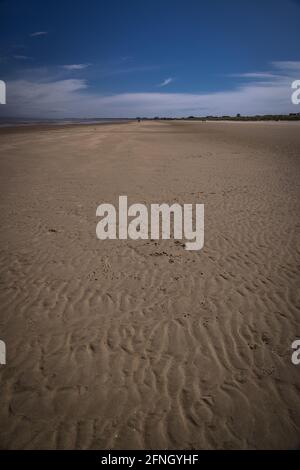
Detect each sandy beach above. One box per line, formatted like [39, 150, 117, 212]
[0, 120, 299, 450]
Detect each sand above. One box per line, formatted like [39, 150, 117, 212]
[0, 120, 299, 449]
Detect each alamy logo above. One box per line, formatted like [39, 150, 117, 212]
[291, 339, 300, 365]
[0, 340, 6, 365]
[96, 196, 204, 251]
[291, 80, 300, 105]
[0, 80, 6, 104]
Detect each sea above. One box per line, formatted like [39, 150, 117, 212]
[0, 117, 132, 128]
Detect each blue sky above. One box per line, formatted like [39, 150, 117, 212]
[0, 0, 300, 117]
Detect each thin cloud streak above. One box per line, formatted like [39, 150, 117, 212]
[13, 55, 32, 60]
[158, 77, 173, 87]
[230, 72, 280, 79]
[62, 64, 91, 70]
[272, 61, 300, 70]
[30, 31, 48, 37]
[101, 64, 161, 78]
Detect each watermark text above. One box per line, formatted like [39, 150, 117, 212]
[96, 196, 204, 251]
[291, 80, 300, 105]
[0, 340, 6, 365]
[0, 80, 6, 104]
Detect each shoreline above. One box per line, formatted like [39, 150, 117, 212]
[0, 120, 135, 134]
[1, 118, 300, 134]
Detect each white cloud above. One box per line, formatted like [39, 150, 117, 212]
[158, 77, 173, 87]
[1, 61, 300, 118]
[230, 72, 280, 79]
[62, 64, 91, 70]
[272, 61, 300, 71]
[30, 31, 48, 37]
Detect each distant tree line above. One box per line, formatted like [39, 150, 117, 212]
[137, 113, 300, 122]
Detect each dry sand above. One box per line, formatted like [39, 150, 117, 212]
[0, 120, 299, 449]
